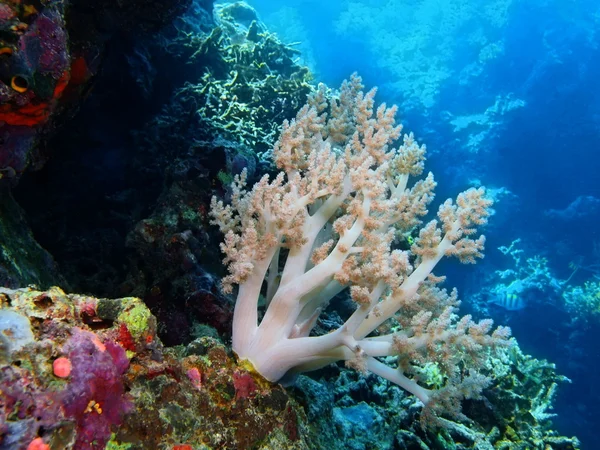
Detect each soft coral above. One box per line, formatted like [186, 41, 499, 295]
[60, 329, 132, 450]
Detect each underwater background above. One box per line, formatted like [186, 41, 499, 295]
[0, 0, 598, 448]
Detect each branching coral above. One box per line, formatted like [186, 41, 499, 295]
[175, 2, 313, 155]
[210, 74, 511, 424]
[562, 280, 600, 327]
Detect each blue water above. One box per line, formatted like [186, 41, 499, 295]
[244, 0, 600, 445]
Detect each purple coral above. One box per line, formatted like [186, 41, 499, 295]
[0, 366, 63, 449]
[60, 329, 132, 450]
[35, 11, 69, 80]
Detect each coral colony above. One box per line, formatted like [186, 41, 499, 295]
[210, 74, 511, 423]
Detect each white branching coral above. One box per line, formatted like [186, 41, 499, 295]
[210, 74, 510, 425]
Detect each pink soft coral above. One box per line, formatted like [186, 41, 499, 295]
[210, 74, 511, 422]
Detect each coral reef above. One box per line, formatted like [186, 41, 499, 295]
[135, 1, 313, 176]
[0, 287, 309, 449]
[464, 345, 580, 449]
[182, 1, 313, 156]
[121, 1, 314, 344]
[0, 1, 584, 448]
[293, 346, 580, 449]
[562, 280, 600, 327]
[0, 285, 579, 449]
[6, 1, 313, 348]
[0, 0, 70, 184]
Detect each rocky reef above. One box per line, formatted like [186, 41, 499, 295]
[0, 286, 580, 449]
[0, 287, 308, 449]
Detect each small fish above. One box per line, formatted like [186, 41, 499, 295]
[488, 280, 528, 311]
[490, 291, 526, 311]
